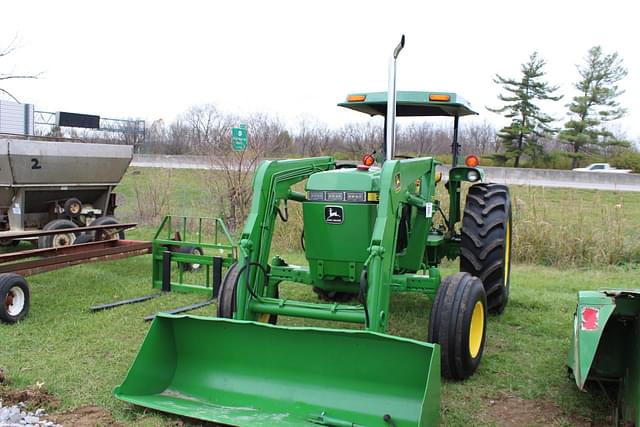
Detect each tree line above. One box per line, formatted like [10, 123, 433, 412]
[3, 36, 638, 171]
[489, 46, 630, 169]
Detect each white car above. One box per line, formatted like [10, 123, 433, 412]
[572, 163, 632, 173]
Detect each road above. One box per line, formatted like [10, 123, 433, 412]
[131, 155, 640, 192]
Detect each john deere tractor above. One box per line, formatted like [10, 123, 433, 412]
[116, 37, 512, 426]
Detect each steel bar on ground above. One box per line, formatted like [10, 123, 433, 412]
[143, 299, 214, 322]
[90, 293, 164, 312]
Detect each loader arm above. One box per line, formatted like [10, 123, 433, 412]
[235, 157, 335, 320]
[366, 157, 437, 331]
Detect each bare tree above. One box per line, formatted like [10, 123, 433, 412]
[183, 104, 233, 153]
[207, 113, 290, 230]
[459, 120, 498, 155]
[0, 35, 41, 102]
[338, 121, 383, 158]
[399, 122, 439, 155]
[294, 115, 336, 156]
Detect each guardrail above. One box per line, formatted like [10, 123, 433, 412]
[131, 155, 640, 192]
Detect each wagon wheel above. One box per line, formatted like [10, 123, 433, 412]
[38, 219, 78, 249]
[0, 273, 30, 323]
[92, 216, 125, 241]
[177, 246, 205, 272]
[64, 198, 82, 218]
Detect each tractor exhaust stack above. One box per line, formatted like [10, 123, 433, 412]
[385, 34, 405, 162]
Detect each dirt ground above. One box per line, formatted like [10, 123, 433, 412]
[0, 385, 118, 427]
[483, 394, 596, 427]
[0, 385, 59, 409]
[50, 405, 121, 427]
[1, 383, 605, 426]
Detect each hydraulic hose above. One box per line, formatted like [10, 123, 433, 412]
[358, 268, 370, 328]
[234, 258, 270, 301]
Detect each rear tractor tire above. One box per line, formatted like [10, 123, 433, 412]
[428, 272, 487, 380]
[38, 219, 78, 249]
[460, 183, 512, 315]
[217, 262, 278, 324]
[0, 273, 30, 323]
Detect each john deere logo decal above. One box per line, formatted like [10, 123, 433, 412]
[394, 173, 401, 192]
[324, 206, 343, 224]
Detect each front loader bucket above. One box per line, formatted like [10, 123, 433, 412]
[115, 314, 440, 426]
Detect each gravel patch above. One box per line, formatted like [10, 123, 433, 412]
[0, 400, 62, 427]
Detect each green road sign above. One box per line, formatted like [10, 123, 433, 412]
[231, 126, 248, 151]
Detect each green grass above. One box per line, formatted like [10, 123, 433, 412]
[115, 167, 640, 267]
[1, 238, 638, 425]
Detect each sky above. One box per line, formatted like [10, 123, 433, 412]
[2, 0, 639, 141]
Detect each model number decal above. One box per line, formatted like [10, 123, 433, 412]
[425, 202, 433, 218]
[31, 158, 42, 170]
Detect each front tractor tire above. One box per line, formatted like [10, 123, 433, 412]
[428, 272, 487, 380]
[460, 183, 512, 315]
[217, 263, 278, 324]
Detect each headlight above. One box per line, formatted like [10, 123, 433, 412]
[467, 170, 480, 182]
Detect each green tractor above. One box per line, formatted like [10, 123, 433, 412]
[115, 37, 512, 426]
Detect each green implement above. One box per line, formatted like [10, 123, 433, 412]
[568, 290, 640, 425]
[116, 36, 512, 426]
[114, 314, 440, 426]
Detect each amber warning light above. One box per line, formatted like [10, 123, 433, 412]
[347, 95, 366, 102]
[465, 155, 480, 167]
[429, 94, 450, 102]
[362, 153, 375, 167]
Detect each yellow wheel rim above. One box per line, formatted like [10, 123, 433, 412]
[257, 313, 271, 323]
[503, 218, 511, 287]
[469, 301, 484, 358]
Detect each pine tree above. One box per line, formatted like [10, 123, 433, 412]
[560, 46, 628, 168]
[488, 52, 562, 167]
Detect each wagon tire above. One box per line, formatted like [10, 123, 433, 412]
[38, 219, 78, 249]
[177, 246, 204, 272]
[0, 273, 30, 324]
[92, 216, 125, 241]
[64, 198, 82, 218]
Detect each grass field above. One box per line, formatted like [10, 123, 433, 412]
[2, 167, 640, 426]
